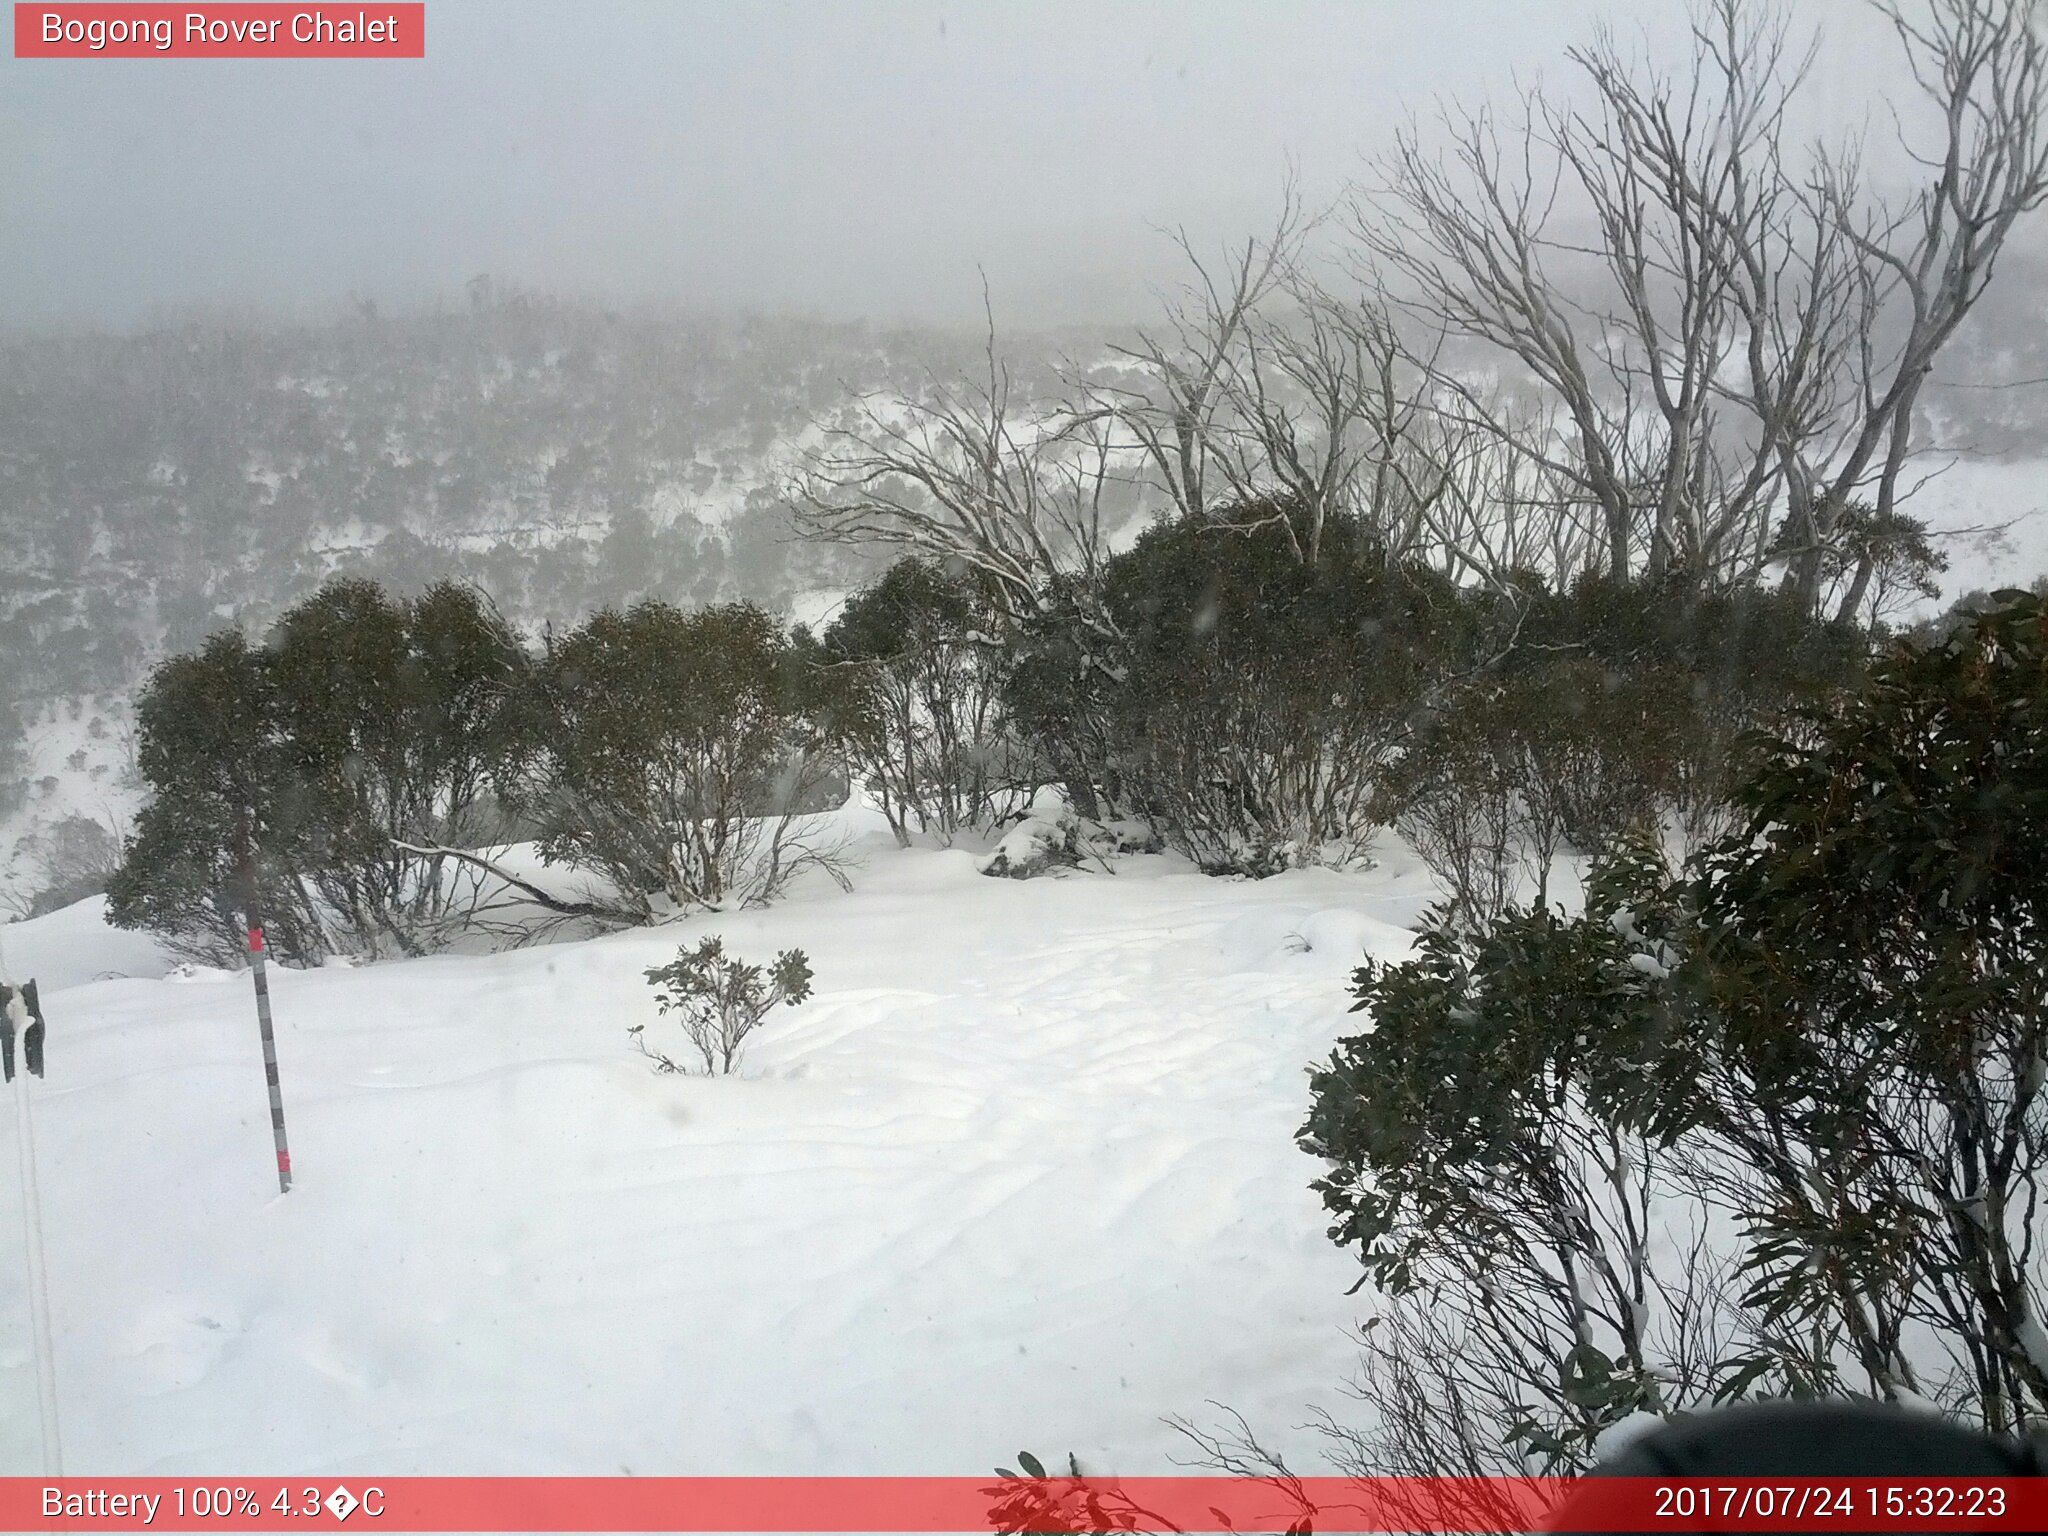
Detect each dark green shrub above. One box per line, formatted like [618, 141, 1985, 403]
[1390, 575, 1870, 922]
[1685, 587, 2048, 1431]
[268, 578, 527, 954]
[1095, 503, 1463, 875]
[106, 580, 526, 964]
[1304, 589, 2048, 1466]
[1529, 574, 1867, 849]
[510, 601, 845, 919]
[998, 574, 1126, 822]
[106, 631, 327, 965]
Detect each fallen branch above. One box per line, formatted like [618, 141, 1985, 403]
[389, 841, 610, 920]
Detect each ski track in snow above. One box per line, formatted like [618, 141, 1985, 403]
[0, 813, 1440, 1476]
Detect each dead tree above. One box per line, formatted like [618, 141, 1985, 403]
[1350, 0, 2048, 608]
[1071, 188, 1309, 529]
[789, 303, 1117, 636]
[1789, 0, 2048, 605]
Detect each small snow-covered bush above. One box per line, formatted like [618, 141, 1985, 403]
[979, 802, 1082, 879]
[635, 936, 814, 1075]
[975, 798, 1160, 880]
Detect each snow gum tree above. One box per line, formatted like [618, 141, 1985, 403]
[812, 557, 1032, 845]
[106, 580, 527, 963]
[268, 577, 527, 956]
[1355, 0, 2048, 607]
[508, 600, 847, 920]
[106, 631, 328, 966]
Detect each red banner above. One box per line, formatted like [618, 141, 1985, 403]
[0, 1476, 2043, 1532]
[13, 5, 424, 58]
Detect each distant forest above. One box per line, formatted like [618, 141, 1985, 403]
[0, 287, 1087, 711]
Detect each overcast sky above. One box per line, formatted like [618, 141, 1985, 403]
[1, 1, 1915, 331]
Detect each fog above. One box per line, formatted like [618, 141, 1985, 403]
[0, 0, 1919, 330]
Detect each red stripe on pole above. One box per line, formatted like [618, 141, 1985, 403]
[276, 1150, 291, 1174]
[246, 926, 264, 953]
[1, 1477, 2043, 1531]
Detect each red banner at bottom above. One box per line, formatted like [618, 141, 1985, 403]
[3, 1475, 2042, 1532]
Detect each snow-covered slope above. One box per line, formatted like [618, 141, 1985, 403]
[1912, 456, 2048, 600]
[0, 695, 136, 919]
[0, 811, 1439, 1476]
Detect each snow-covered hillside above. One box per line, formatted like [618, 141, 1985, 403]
[0, 808, 1441, 1477]
[0, 695, 135, 920]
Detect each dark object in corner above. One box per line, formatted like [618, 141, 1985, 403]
[1549, 1400, 2042, 1535]
[0, 978, 46, 1082]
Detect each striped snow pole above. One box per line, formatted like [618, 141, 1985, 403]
[247, 922, 293, 1194]
[238, 814, 293, 1195]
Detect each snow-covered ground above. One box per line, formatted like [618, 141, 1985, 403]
[0, 809, 1440, 1477]
[1910, 454, 2048, 601]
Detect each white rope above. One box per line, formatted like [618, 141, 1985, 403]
[0, 928, 63, 1476]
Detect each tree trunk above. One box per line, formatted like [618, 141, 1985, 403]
[1065, 776, 1101, 822]
[1834, 556, 1875, 627]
